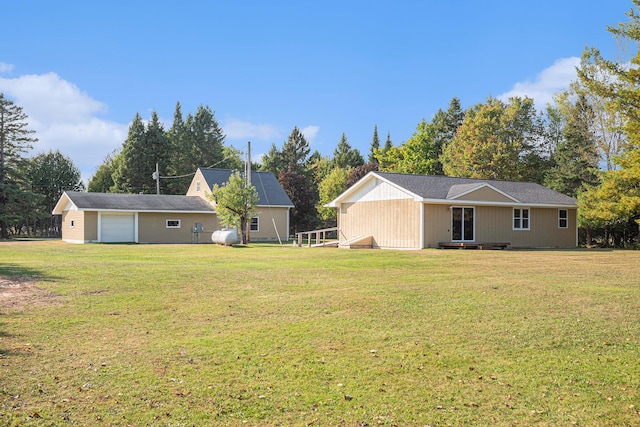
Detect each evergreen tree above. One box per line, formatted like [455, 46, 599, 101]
[576, 0, 640, 245]
[0, 93, 38, 238]
[281, 126, 311, 174]
[430, 97, 465, 174]
[332, 133, 364, 169]
[278, 169, 318, 234]
[544, 95, 599, 198]
[165, 102, 191, 194]
[187, 105, 226, 170]
[369, 124, 380, 163]
[111, 113, 148, 193]
[145, 111, 170, 193]
[88, 152, 115, 192]
[383, 132, 393, 151]
[259, 142, 286, 175]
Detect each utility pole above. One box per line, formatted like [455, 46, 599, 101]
[246, 142, 251, 243]
[153, 163, 160, 195]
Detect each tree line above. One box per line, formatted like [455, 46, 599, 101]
[1, 1, 639, 245]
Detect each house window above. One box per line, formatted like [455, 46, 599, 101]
[166, 219, 181, 229]
[558, 209, 568, 228]
[250, 217, 259, 232]
[513, 208, 530, 230]
[70, 219, 75, 228]
[196, 181, 201, 192]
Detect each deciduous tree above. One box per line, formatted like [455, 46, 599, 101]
[29, 150, 83, 235]
[317, 167, 348, 225]
[209, 171, 259, 244]
[441, 96, 546, 182]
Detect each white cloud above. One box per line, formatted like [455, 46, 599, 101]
[300, 125, 320, 145]
[0, 71, 127, 184]
[498, 57, 580, 109]
[222, 118, 280, 141]
[0, 62, 14, 73]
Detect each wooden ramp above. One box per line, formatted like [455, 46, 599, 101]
[339, 235, 373, 249]
[438, 242, 510, 250]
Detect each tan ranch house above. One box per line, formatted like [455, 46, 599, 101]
[52, 168, 293, 244]
[326, 172, 578, 249]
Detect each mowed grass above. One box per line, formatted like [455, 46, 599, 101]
[0, 242, 639, 426]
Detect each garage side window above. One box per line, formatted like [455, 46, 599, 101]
[166, 219, 181, 228]
[250, 217, 259, 232]
[558, 209, 568, 228]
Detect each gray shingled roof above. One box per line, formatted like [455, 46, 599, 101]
[199, 168, 294, 207]
[62, 192, 216, 212]
[375, 172, 577, 206]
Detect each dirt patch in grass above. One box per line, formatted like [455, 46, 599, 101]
[0, 276, 62, 310]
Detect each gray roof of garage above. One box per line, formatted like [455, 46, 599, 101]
[60, 192, 216, 212]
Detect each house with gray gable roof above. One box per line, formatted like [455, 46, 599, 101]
[326, 171, 578, 249]
[53, 168, 293, 244]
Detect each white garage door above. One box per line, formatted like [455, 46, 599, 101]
[101, 213, 135, 242]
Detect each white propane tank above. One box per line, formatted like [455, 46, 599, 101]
[211, 228, 240, 246]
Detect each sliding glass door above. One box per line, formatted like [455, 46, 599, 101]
[452, 207, 474, 241]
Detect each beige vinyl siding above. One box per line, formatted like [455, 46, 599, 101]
[84, 211, 98, 242]
[454, 187, 514, 203]
[249, 207, 289, 241]
[473, 206, 576, 247]
[339, 199, 421, 249]
[138, 213, 219, 244]
[185, 170, 209, 200]
[60, 211, 84, 243]
[423, 204, 455, 248]
[424, 204, 577, 248]
[60, 211, 98, 243]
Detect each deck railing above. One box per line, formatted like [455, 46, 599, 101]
[295, 227, 339, 247]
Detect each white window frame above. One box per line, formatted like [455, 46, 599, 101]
[513, 208, 530, 231]
[196, 180, 201, 192]
[558, 209, 568, 229]
[69, 219, 75, 228]
[250, 217, 259, 232]
[166, 219, 181, 229]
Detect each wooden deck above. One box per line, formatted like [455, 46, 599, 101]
[438, 242, 510, 250]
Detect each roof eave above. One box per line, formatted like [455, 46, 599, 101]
[419, 198, 577, 208]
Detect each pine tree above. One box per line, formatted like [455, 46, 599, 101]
[281, 127, 311, 174]
[544, 95, 599, 198]
[88, 152, 115, 193]
[0, 93, 38, 238]
[369, 124, 380, 163]
[111, 113, 148, 193]
[332, 133, 364, 169]
[431, 97, 465, 174]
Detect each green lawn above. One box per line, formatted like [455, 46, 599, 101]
[1, 241, 639, 426]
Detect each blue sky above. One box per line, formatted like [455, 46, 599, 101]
[0, 1, 633, 184]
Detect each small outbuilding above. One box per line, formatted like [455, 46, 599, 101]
[326, 172, 578, 249]
[52, 168, 293, 244]
[52, 193, 217, 244]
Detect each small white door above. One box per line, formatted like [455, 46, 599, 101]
[101, 213, 135, 242]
